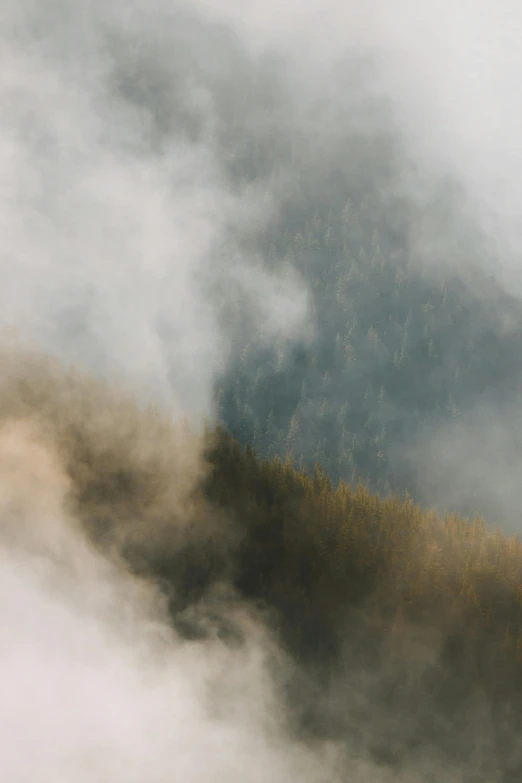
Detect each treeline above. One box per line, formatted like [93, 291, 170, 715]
[201, 432, 522, 780]
[206, 430, 522, 662]
[116, 415, 522, 780]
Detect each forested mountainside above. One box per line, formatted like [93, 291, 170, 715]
[216, 178, 522, 508]
[209, 49, 522, 516]
[67, 1, 522, 522]
[5, 352, 522, 781]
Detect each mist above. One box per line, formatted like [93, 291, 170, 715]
[0, 348, 346, 782]
[0, 412, 332, 783]
[0, 1, 319, 777]
[4, 0, 522, 780]
[205, 0, 522, 534]
[1, 0, 311, 417]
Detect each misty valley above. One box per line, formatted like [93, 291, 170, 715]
[2, 0, 522, 781]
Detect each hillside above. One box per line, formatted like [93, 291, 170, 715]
[204, 431, 522, 780]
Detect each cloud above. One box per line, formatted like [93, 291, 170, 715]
[4, 1, 522, 779]
[199, 0, 522, 535]
[201, 0, 522, 287]
[0, 481, 328, 783]
[0, 348, 344, 783]
[0, 0, 311, 419]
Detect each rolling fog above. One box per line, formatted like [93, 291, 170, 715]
[2, 0, 522, 779]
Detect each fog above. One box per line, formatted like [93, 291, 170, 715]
[206, 0, 522, 285]
[206, 0, 522, 532]
[0, 2, 318, 777]
[0, 397, 337, 783]
[3, 0, 522, 779]
[1, 0, 310, 417]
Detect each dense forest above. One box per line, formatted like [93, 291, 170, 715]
[216, 157, 522, 516]
[204, 431, 522, 781]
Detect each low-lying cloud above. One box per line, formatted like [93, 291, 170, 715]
[0, 347, 342, 783]
[1, 0, 311, 419]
